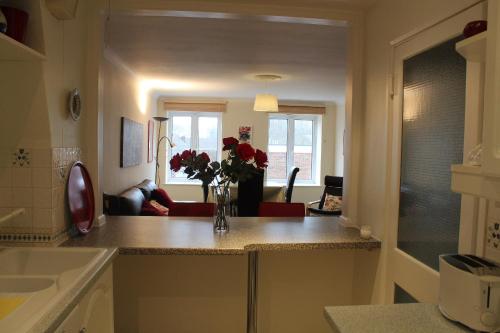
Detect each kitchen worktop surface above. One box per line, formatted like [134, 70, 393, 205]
[324, 303, 472, 333]
[62, 216, 381, 255]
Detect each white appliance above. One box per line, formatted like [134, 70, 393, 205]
[439, 254, 500, 332]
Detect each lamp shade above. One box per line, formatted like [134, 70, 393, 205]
[253, 94, 279, 112]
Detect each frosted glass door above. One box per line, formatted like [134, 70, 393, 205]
[397, 36, 466, 271]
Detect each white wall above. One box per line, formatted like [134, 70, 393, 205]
[156, 98, 344, 204]
[102, 55, 155, 195]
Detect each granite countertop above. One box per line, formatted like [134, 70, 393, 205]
[62, 216, 380, 255]
[324, 304, 472, 333]
[31, 248, 117, 333]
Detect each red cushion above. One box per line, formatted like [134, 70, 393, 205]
[169, 202, 215, 217]
[141, 200, 169, 216]
[152, 188, 174, 208]
[258, 202, 305, 217]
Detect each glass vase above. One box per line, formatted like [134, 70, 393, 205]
[214, 185, 230, 232]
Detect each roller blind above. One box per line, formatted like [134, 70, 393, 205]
[164, 101, 227, 112]
[277, 105, 325, 115]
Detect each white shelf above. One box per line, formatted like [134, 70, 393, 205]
[0, 32, 46, 61]
[451, 164, 500, 200]
[456, 31, 486, 62]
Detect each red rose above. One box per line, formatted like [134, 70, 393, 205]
[254, 149, 268, 169]
[222, 137, 239, 151]
[236, 143, 256, 161]
[170, 153, 182, 172]
[199, 152, 210, 163]
[181, 149, 194, 160]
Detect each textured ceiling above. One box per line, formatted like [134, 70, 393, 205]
[107, 13, 349, 103]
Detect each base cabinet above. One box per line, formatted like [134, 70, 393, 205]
[55, 266, 114, 333]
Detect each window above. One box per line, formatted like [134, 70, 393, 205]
[167, 111, 222, 183]
[267, 114, 321, 184]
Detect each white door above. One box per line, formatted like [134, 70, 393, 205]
[386, 3, 485, 303]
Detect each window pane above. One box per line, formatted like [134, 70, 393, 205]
[293, 120, 313, 180]
[198, 116, 218, 161]
[268, 119, 288, 180]
[170, 116, 191, 179]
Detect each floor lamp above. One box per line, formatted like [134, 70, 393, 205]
[153, 116, 175, 185]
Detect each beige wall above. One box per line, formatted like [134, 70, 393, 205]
[156, 98, 344, 204]
[102, 54, 155, 195]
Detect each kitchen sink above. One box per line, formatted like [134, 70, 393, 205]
[0, 247, 107, 332]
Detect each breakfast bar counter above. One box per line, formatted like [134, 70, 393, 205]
[62, 216, 380, 254]
[63, 216, 380, 333]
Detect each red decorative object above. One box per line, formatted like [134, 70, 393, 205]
[258, 202, 306, 217]
[147, 120, 154, 163]
[1, 6, 29, 43]
[463, 20, 487, 38]
[67, 161, 95, 234]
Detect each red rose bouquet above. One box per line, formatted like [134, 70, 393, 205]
[169, 137, 268, 231]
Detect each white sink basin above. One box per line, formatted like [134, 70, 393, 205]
[0, 277, 55, 294]
[0, 247, 107, 332]
[0, 247, 105, 276]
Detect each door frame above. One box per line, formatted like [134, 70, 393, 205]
[384, 2, 486, 303]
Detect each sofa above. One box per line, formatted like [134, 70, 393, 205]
[103, 179, 215, 216]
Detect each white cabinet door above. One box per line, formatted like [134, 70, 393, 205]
[54, 304, 83, 333]
[482, 1, 500, 176]
[55, 266, 114, 333]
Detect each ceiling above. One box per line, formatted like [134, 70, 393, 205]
[107, 13, 349, 103]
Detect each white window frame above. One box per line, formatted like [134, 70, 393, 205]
[166, 111, 222, 184]
[267, 114, 321, 185]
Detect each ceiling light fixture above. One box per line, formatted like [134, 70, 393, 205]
[253, 74, 282, 113]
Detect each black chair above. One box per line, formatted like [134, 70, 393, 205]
[285, 167, 300, 203]
[237, 169, 264, 216]
[307, 176, 343, 216]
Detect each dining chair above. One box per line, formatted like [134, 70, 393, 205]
[258, 202, 306, 217]
[285, 167, 300, 203]
[307, 176, 343, 216]
[237, 169, 264, 216]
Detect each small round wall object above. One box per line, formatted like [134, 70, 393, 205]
[68, 88, 82, 121]
[360, 225, 372, 239]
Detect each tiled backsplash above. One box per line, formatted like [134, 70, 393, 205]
[0, 147, 81, 244]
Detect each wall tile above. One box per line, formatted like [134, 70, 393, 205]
[52, 167, 66, 187]
[12, 188, 33, 207]
[11, 148, 31, 167]
[33, 188, 52, 208]
[0, 168, 12, 187]
[0, 207, 33, 233]
[0, 149, 11, 167]
[33, 208, 53, 231]
[32, 149, 52, 168]
[13, 167, 32, 187]
[32, 168, 52, 188]
[0, 188, 13, 207]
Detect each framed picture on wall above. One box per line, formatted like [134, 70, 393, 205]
[120, 117, 143, 168]
[147, 120, 154, 163]
[239, 125, 252, 143]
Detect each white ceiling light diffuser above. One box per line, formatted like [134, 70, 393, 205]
[253, 74, 282, 112]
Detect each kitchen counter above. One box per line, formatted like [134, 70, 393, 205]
[324, 304, 472, 333]
[62, 216, 380, 255]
